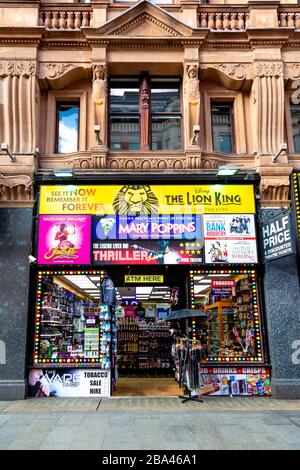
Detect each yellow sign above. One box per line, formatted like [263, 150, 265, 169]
[39, 184, 255, 215]
[124, 275, 164, 283]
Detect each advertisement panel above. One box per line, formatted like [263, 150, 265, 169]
[204, 214, 257, 264]
[28, 369, 110, 398]
[198, 367, 271, 396]
[39, 184, 256, 215]
[38, 215, 91, 265]
[92, 213, 203, 265]
[262, 209, 295, 261]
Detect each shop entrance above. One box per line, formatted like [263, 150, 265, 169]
[108, 265, 188, 397]
[113, 282, 178, 397]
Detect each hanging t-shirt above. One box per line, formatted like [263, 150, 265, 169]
[124, 306, 136, 318]
[135, 305, 145, 318]
[145, 305, 156, 318]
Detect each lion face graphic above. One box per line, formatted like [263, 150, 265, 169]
[112, 185, 159, 215]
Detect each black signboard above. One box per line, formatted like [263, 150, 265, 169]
[262, 209, 295, 261]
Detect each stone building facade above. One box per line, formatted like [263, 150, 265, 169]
[0, 0, 300, 399]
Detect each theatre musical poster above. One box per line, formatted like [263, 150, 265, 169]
[38, 215, 91, 265]
[92, 214, 203, 265]
[203, 214, 258, 264]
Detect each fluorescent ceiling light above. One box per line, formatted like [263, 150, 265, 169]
[207, 274, 231, 277]
[217, 166, 239, 177]
[195, 285, 211, 293]
[64, 275, 97, 290]
[136, 287, 153, 294]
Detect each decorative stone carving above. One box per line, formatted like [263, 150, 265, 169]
[46, 63, 76, 79]
[92, 64, 107, 146]
[284, 63, 300, 80]
[112, 13, 180, 37]
[0, 176, 34, 206]
[106, 156, 187, 170]
[65, 158, 92, 170]
[0, 61, 36, 78]
[253, 62, 283, 78]
[213, 63, 252, 81]
[260, 181, 290, 206]
[184, 64, 200, 148]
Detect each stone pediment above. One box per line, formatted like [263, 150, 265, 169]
[92, 1, 194, 38]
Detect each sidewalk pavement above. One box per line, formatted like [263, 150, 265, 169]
[0, 397, 300, 450]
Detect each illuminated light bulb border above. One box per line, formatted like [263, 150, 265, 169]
[34, 269, 106, 366]
[293, 173, 300, 239]
[189, 269, 264, 363]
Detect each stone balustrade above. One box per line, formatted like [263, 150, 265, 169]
[39, 8, 92, 30]
[198, 10, 249, 31]
[278, 11, 300, 29]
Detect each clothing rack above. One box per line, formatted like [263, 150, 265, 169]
[175, 337, 206, 404]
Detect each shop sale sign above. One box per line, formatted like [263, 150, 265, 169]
[28, 369, 110, 397]
[38, 215, 91, 264]
[204, 214, 258, 264]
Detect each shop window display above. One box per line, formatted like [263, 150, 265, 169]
[33, 271, 111, 368]
[189, 270, 264, 363]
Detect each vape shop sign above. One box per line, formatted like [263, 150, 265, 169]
[262, 210, 295, 261]
[28, 369, 110, 397]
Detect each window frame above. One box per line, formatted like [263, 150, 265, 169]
[204, 90, 246, 154]
[55, 101, 80, 155]
[109, 74, 183, 151]
[210, 100, 235, 154]
[285, 93, 300, 154]
[45, 90, 87, 155]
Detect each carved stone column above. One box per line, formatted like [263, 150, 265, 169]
[92, 63, 107, 148]
[252, 62, 285, 158]
[0, 61, 37, 154]
[183, 63, 200, 149]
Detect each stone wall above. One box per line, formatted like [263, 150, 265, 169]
[0, 208, 33, 399]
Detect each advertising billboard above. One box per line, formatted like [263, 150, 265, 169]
[39, 184, 256, 215]
[92, 214, 203, 264]
[37, 215, 91, 265]
[203, 214, 257, 264]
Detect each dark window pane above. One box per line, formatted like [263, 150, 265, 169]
[151, 79, 180, 113]
[110, 79, 139, 113]
[57, 103, 79, 154]
[291, 104, 300, 153]
[110, 116, 140, 150]
[211, 103, 233, 153]
[151, 116, 182, 150]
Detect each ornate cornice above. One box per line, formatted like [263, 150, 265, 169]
[253, 62, 283, 78]
[0, 60, 36, 77]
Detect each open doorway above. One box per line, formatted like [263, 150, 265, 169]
[113, 283, 179, 397]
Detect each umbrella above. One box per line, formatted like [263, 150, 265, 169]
[166, 308, 206, 320]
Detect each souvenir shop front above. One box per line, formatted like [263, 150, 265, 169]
[27, 180, 271, 398]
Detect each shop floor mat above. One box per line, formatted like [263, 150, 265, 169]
[3, 398, 101, 412]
